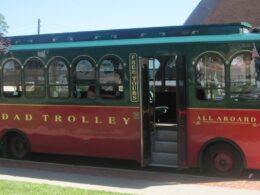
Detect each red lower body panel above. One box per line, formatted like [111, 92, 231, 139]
[0, 104, 141, 162]
[186, 108, 260, 169]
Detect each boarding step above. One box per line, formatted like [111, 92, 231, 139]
[156, 130, 177, 142]
[149, 163, 178, 168]
[154, 141, 177, 153]
[154, 123, 178, 131]
[151, 152, 178, 166]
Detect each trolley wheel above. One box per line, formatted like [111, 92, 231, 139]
[8, 134, 30, 160]
[203, 143, 244, 177]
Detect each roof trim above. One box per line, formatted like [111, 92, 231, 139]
[8, 22, 251, 45]
[9, 33, 260, 51]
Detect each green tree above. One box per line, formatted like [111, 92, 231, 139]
[0, 13, 9, 35]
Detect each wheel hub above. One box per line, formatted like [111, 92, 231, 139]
[214, 153, 234, 172]
[10, 137, 27, 158]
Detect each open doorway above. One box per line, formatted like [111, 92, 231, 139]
[141, 55, 187, 167]
[147, 56, 178, 124]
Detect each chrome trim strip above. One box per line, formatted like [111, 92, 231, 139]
[139, 56, 144, 167]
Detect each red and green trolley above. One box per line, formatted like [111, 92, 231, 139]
[0, 22, 260, 176]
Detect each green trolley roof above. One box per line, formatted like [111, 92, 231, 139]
[5, 22, 260, 51]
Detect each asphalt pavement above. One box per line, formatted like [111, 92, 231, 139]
[0, 159, 260, 195]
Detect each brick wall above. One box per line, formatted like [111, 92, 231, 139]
[205, 0, 260, 27]
[185, 0, 260, 27]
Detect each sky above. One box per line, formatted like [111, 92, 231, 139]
[1, 0, 201, 36]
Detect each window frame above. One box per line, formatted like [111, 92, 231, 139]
[98, 54, 125, 100]
[72, 55, 97, 100]
[24, 57, 46, 99]
[2, 58, 23, 98]
[47, 57, 70, 99]
[229, 50, 260, 102]
[194, 52, 226, 102]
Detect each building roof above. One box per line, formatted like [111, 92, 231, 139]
[185, 0, 260, 27]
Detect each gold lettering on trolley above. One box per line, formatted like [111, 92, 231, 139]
[0, 113, 133, 126]
[196, 116, 201, 121]
[123, 117, 130, 125]
[129, 53, 139, 102]
[223, 116, 229, 122]
[237, 117, 243, 122]
[13, 114, 21, 121]
[81, 116, 89, 124]
[55, 115, 62, 123]
[108, 117, 116, 125]
[25, 114, 32, 121]
[230, 117, 236, 122]
[217, 117, 222, 122]
[42, 114, 49, 122]
[194, 114, 259, 127]
[251, 117, 257, 123]
[196, 115, 213, 122]
[95, 116, 103, 124]
[2, 113, 8, 120]
[68, 115, 76, 123]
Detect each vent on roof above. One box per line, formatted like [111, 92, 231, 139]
[67, 36, 74, 41]
[52, 37, 58, 42]
[159, 32, 166, 37]
[252, 27, 260, 33]
[94, 35, 101, 40]
[140, 33, 147, 38]
[111, 34, 118, 39]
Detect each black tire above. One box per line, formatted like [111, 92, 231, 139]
[203, 143, 244, 177]
[8, 134, 31, 160]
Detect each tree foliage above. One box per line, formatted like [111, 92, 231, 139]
[0, 13, 10, 54]
[0, 13, 9, 35]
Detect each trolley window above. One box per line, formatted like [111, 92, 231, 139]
[25, 58, 45, 98]
[74, 58, 96, 99]
[196, 54, 225, 101]
[165, 57, 177, 89]
[3, 59, 22, 97]
[99, 57, 124, 99]
[230, 52, 260, 101]
[48, 59, 69, 98]
[148, 58, 161, 91]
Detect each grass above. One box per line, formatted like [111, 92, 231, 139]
[0, 179, 128, 195]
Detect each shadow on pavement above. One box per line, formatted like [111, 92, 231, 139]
[0, 153, 260, 191]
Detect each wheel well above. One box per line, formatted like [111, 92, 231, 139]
[1, 129, 31, 152]
[199, 138, 247, 169]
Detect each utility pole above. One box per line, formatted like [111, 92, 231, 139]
[37, 18, 41, 35]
